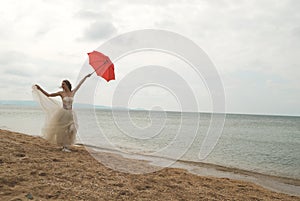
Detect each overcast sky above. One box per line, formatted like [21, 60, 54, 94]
[0, 0, 299, 116]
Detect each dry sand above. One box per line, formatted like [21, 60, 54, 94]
[1, 129, 299, 201]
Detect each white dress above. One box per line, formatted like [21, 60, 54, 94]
[32, 86, 78, 146]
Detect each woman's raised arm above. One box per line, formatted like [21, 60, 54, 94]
[72, 73, 92, 94]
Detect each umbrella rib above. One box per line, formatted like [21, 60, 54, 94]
[91, 59, 108, 74]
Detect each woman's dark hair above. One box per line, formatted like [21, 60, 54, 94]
[63, 80, 72, 91]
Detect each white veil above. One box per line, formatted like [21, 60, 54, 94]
[32, 85, 61, 122]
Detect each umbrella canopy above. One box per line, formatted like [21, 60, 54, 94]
[87, 51, 115, 82]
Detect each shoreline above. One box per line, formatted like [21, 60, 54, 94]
[1, 129, 300, 200]
[83, 144, 300, 196]
[174, 160, 300, 196]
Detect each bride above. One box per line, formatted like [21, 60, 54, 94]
[33, 73, 92, 152]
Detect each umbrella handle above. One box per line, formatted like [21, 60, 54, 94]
[91, 59, 108, 74]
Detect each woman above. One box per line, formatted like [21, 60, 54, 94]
[33, 73, 92, 152]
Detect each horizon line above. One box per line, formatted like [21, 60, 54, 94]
[0, 99, 299, 118]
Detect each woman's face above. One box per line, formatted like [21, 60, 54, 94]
[61, 82, 67, 90]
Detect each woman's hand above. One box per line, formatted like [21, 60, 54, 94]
[86, 73, 92, 78]
[35, 84, 41, 90]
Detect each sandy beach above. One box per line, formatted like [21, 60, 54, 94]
[1, 129, 299, 201]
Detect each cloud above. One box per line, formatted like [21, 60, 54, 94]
[74, 9, 112, 20]
[0, 51, 30, 65]
[292, 26, 300, 38]
[0, 0, 299, 114]
[74, 8, 117, 41]
[80, 21, 117, 41]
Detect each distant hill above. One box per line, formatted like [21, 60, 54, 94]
[0, 100, 38, 107]
[0, 100, 143, 111]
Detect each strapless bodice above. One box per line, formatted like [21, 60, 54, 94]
[63, 97, 73, 110]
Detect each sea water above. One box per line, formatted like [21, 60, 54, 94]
[1, 103, 299, 180]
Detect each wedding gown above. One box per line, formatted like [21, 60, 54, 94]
[32, 86, 78, 146]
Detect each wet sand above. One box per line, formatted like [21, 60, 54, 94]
[1, 129, 299, 201]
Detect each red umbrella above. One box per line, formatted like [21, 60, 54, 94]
[87, 50, 115, 82]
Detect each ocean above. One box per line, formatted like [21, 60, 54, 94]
[1, 101, 299, 182]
